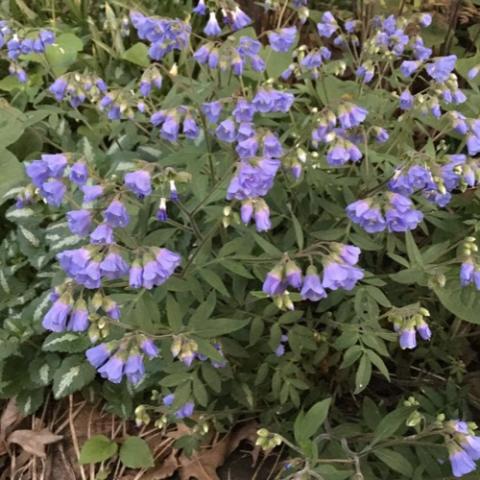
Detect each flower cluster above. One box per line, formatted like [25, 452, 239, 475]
[0, 22, 55, 82]
[130, 11, 191, 60]
[446, 421, 480, 478]
[263, 244, 364, 310]
[49, 73, 107, 108]
[347, 193, 423, 234]
[194, 36, 266, 74]
[388, 306, 431, 350]
[311, 102, 368, 166]
[163, 394, 195, 420]
[86, 337, 159, 384]
[192, 1, 252, 36]
[21, 153, 188, 385]
[171, 336, 226, 369]
[150, 106, 200, 142]
[389, 155, 480, 209]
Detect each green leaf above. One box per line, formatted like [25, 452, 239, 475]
[193, 318, 249, 338]
[79, 435, 118, 464]
[42, 332, 90, 353]
[198, 269, 230, 297]
[405, 231, 423, 266]
[189, 292, 216, 329]
[0, 150, 25, 206]
[371, 407, 413, 446]
[119, 437, 154, 469]
[251, 232, 282, 256]
[17, 388, 44, 415]
[365, 349, 390, 381]
[373, 448, 413, 477]
[192, 374, 208, 406]
[354, 354, 372, 394]
[264, 46, 296, 78]
[296, 398, 331, 441]
[290, 209, 304, 250]
[433, 273, 480, 325]
[45, 33, 83, 76]
[0, 106, 25, 147]
[122, 42, 150, 67]
[52, 356, 96, 399]
[201, 363, 222, 393]
[167, 294, 184, 331]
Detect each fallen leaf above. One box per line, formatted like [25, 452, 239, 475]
[0, 398, 23, 437]
[143, 452, 179, 480]
[7, 428, 63, 457]
[178, 422, 258, 480]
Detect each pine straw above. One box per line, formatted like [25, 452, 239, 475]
[0, 395, 279, 480]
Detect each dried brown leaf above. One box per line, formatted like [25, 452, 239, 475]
[143, 452, 179, 480]
[0, 398, 23, 437]
[7, 428, 63, 458]
[178, 421, 258, 480]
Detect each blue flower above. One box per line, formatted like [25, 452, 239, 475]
[285, 260, 302, 289]
[100, 252, 129, 280]
[202, 101, 222, 123]
[322, 261, 364, 291]
[385, 193, 423, 232]
[41, 179, 66, 207]
[267, 27, 297, 52]
[141, 338, 159, 358]
[232, 7, 252, 31]
[346, 199, 386, 233]
[81, 185, 103, 203]
[125, 354, 145, 384]
[90, 223, 114, 245]
[300, 266, 326, 301]
[426, 55, 457, 83]
[26, 159, 49, 187]
[400, 60, 421, 77]
[69, 301, 89, 332]
[104, 200, 129, 228]
[67, 209, 92, 236]
[98, 355, 125, 384]
[124, 170, 152, 198]
[399, 326, 416, 349]
[254, 200, 272, 232]
[449, 445, 477, 478]
[399, 89, 414, 110]
[49, 78, 68, 101]
[263, 264, 286, 296]
[317, 11, 338, 38]
[233, 99, 256, 123]
[86, 344, 111, 368]
[193, 0, 207, 15]
[70, 162, 88, 185]
[175, 401, 194, 419]
[216, 118, 237, 143]
[43, 296, 72, 332]
[204, 12, 221, 37]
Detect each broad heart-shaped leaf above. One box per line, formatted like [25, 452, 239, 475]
[119, 436, 154, 469]
[0, 149, 24, 205]
[0, 104, 25, 147]
[294, 398, 331, 442]
[52, 355, 96, 399]
[79, 435, 118, 464]
[433, 273, 480, 324]
[45, 33, 83, 76]
[122, 42, 150, 67]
